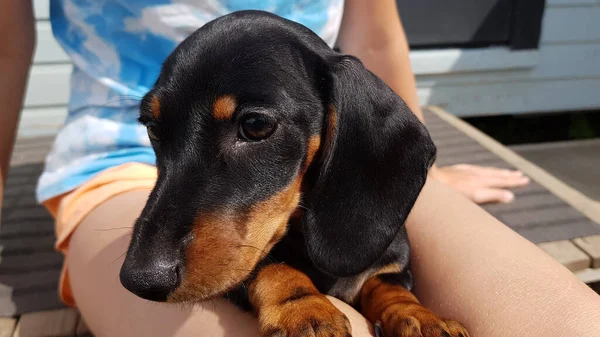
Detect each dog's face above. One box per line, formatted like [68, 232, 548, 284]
[120, 10, 436, 303]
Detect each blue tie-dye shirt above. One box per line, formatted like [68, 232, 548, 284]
[37, 0, 344, 202]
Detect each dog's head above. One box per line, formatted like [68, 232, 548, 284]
[119, 10, 436, 303]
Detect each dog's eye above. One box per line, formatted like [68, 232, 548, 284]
[147, 124, 160, 141]
[239, 115, 277, 141]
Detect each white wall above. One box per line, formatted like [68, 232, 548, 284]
[415, 0, 600, 117]
[17, 0, 600, 139]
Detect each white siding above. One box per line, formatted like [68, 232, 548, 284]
[18, 0, 600, 139]
[416, 1, 600, 117]
[20, 0, 70, 139]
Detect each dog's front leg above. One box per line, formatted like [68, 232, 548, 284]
[249, 263, 352, 337]
[359, 270, 469, 337]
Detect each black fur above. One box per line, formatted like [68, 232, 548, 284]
[120, 10, 436, 309]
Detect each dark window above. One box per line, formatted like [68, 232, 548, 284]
[396, 0, 546, 50]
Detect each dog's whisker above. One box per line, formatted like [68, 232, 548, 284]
[95, 226, 133, 232]
[214, 264, 255, 273]
[98, 97, 144, 107]
[112, 250, 128, 264]
[297, 203, 311, 212]
[236, 244, 269, 254]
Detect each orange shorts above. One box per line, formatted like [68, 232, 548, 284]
[42, 162, 158, 307]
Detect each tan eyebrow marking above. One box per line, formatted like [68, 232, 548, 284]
[213, 95, 237, 120]
[150, 96, 161, 119]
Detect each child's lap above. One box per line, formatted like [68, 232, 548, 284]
[51, 164, 374, 337]
[66, 189, 259, 336]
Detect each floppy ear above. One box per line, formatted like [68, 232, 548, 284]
[302, 55, 437, 277]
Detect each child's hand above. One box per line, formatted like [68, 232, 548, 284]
[430, 164, 530, 204]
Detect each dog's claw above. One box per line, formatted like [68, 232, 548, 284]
[258, 293, 351, 337]
[374, 311, 469, 337]
[374, 321, 384, 337]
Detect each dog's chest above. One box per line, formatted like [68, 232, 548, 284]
[269, 229, 373, 305]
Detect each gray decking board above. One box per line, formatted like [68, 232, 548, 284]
[511, 139, 600, 202]
[1, 161, 67, 317]
[423, 107, 600, 243]
[1, 108, 599, 317]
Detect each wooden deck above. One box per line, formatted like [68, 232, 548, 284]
[1, 106, 600, 336]
[512, 139, 600, 202]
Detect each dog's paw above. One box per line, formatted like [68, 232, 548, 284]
[258, 294, 351, 337]
[376, 306, 469, 337]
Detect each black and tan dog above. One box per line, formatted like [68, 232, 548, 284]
[119, 10, 469, 337]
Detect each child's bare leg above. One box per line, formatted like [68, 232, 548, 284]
[406, 179, 600, 337]
[66, 190, 374, 337]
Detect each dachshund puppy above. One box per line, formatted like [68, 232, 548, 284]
[119, 10, 469, 337]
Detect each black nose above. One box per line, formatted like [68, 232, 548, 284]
[119, 257, 182, 302]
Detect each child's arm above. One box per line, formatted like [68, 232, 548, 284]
[0, 0, 36, 186]
[336, 0, 529, 205]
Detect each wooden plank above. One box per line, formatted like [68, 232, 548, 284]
[19, 108, 67, 126]
[518, 221, 600, 245]
[20, 50, 539, 108]
[512, 140, 600, 202]
[433, 151, 497, 165]
[33, 22, 69, 64]
[12, 309, 78, 337]
[17, 107, 68, 140]
[0, 318, 16, 337]
[573, 235, 600, 268]
[0, 270, 61, 292]
[5, 207, 52, 223]
[512, 138, 600, 152]
[0, 236, 56, 255]
[23, 65, 71, 108]
[428, 106, 600, 225]
[34, 0, 49, 20]
[0, 252, 63, 273]
[1, 220, 55, 237]
[540, 7, 600, 44]
[1, 291, 66, 317]
[498, 206, 587, 228]
[538, 241, 591, 272]
[3, 164, 44, 176]
[547, 0, 600, 7]
[416, 43, 600, 87]
[410, 48, 538, 75]
[423, 107, 600, 244]
[75, 318, 89, 336]
[1, 184, 38, 199]
[484, 193, 565, 213]
[575, 268, 600, 284]
[420, 78, 600, 116]
[31, 41, 600, 109]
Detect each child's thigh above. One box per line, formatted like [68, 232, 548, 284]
[67, 190, 259, 337]
[66, 189, 374, 337]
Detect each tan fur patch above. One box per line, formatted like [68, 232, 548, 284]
[249, 264, 318, 309]
[360, 276, 420, 325]
[246, 176, 302, 254]
[329, 263, 403, 305]
[325, 105, 338, 152]
[249, 264, 351, 337]
[359, 275, 469, 337]
[302, 135, 321, 173]
[150, 96, 161, 119]
[167, 177, 302, 302]
[213, 95, 237, 120]
[374, 263, 402, 276]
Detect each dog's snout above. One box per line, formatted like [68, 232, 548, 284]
[119, 256, 182, 302]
